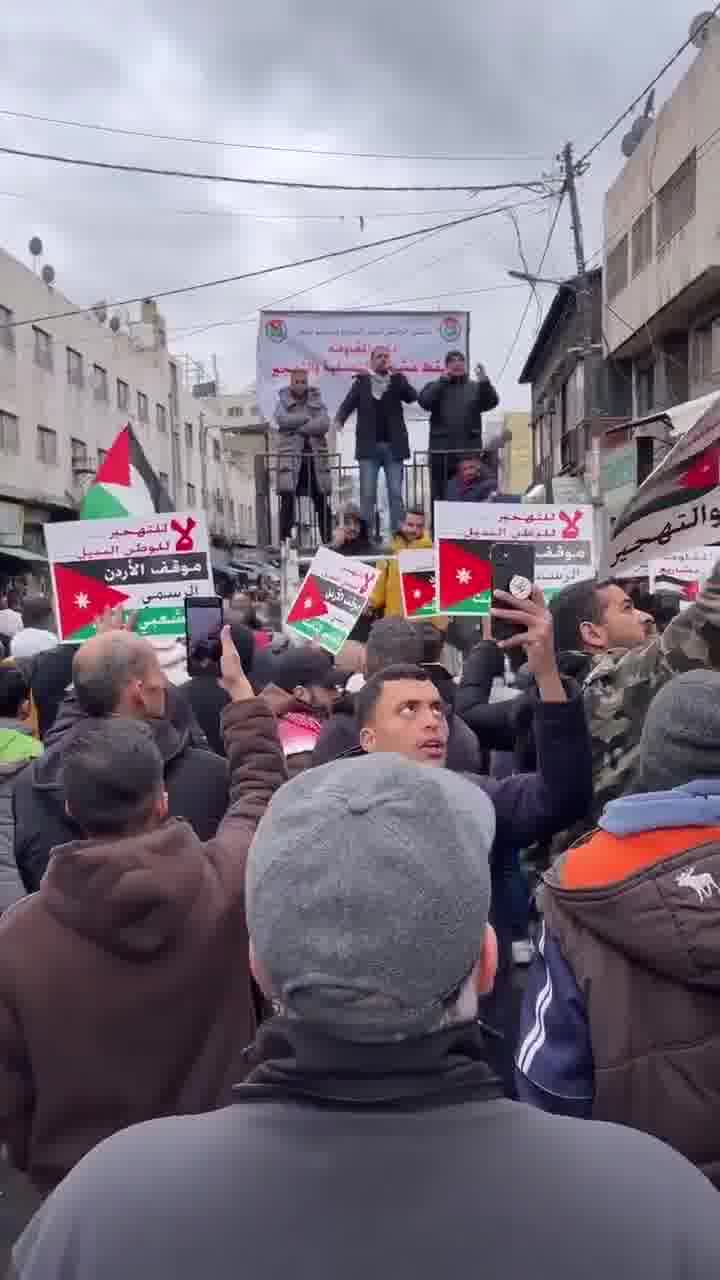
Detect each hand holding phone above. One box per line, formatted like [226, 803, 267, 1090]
[490, 543, 535, 644]
[185, 597, 224, 678]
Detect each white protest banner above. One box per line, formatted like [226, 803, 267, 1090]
[285, 546, 379, 655]
[43, 512, 213, 642]
[649, 548, 717, 603]
[398, 549, 438, 619]
[434, 501, 595, 616]
[609, 394, 720, 573]
[256, 310, 469, 423]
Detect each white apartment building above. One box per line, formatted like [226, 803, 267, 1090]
[0, 245, 248, 566]
[604, 23, 720, 416]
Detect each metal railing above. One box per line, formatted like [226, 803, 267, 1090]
[255, 448, 495, 550]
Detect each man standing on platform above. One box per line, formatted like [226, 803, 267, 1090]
[419, 352, 499, 515]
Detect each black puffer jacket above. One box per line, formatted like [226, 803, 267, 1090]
[336, 373, 417, 462]
[14, 704, 229, 892]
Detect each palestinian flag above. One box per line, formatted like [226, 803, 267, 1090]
[80, 424, 172, 520]
[437, 539, 492, 614]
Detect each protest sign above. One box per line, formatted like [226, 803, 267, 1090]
[649, 548, 717, 603]
[435, 501, 595, 616]
[44, 512, 213, 642]
[609, 394, 720, 572]
[285, 546, 379, 654]
[256, 310, 469, 422]
[398, 549, 438, 619]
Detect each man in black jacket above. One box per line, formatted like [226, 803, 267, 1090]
[13, 630, 229, 891]
[419, 352, 499, 515]
[335, 347, 417, 536]
[14, 755, 719, 1280]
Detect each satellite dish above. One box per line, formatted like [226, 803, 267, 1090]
[109, 314, 121, 333]
[92, 301, 108, 324]
[41, 264, 55, 286]
[28, 236, 43, 257]
[690, 11, 720, 45]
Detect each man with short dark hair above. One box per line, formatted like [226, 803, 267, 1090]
[10, 596, 57, 661]
[549, 569, 720, 824]
[0, 628, 287, 1196]
[335, 346, 418, 534]
[419, 352, 499, 514]
[14, 755, 720, 1280]
[313, 617, 478, 772]
[273, 368, 332, 544]
[13, 630, 229, 891]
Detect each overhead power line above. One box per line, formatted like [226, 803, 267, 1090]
[0, 106, 550, 165]
[497, 190, 566, 378]
[0, 200, 536, 333]
[578, 4, 720, 165]
[0, 142, 553, 195]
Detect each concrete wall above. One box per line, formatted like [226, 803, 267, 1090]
[604, 36, 720, 353]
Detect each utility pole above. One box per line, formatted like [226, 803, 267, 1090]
[562, 141, 594, 429]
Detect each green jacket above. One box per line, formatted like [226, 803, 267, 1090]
[584, 563, 720, 824]
[0, 722, 42, 764]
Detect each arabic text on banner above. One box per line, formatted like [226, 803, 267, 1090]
[608, 394, 720, 572]
[256, 310, 469, 423]
[434, 501, 595, 617]
[43, 512, 214, 642]
[285, 546, 379, 655]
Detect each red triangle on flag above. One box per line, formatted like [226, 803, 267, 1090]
[95, 424, 131, 487]
[287, 574, 329, 625]
[54, 564, 130, 639]
[437, 540, 492, 609]
[402, 572, 436, 616]
[681, 445, 720, 490]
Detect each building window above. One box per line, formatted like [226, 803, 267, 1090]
[250, 403, 258, 417]
[692, 318, 720, 382]
[37, 425, 58, 465]
[117, 379, 130, 411]
[66, 347, 84, 389]
[658, 151, 696, 249]
[215, 490, 224, 514]
[156, 403, 167, 433]
[33, 327, 53, 371]
[0, 410, 19, 454]
[227, 405, 244, 418]
[228, 498, 235, 524]
[93, 364, 109, 402]
[213, 438, 221, 462]
[71, 437, 87, 467]
[636, 361, 655, 416]
[97, 447, 108, 468]
[184, 421, 193, 449]
[606, 235, 629, 302]
[631, 207, 653, 277]
[137, 391, 149, 423]
[186, 482, 196, 507]
[202, 488, 209, 510]
[159, 471, 169, 490]
[0, 305, 15, 353]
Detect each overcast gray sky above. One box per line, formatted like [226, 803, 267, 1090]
[0, 1, 702, 406]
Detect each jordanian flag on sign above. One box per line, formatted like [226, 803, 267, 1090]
[437, 539, 492, 614]
[80, 424, 172, 519]
[398, 549, 438, 618]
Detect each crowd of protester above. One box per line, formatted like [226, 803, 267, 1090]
[1, 566, 720, 1276]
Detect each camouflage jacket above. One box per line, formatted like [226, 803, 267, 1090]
[584, 565, 720, 824]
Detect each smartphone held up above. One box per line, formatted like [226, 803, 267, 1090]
[185, 596, 224, 677]
[490, 544, 536, 645]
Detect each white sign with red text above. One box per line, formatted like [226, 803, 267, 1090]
[44, 511, 213, 642]
[434, 501, 595, 616]
[256, 309, 470, 423]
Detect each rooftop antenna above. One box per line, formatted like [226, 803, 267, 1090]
[690, 11, 720, 46]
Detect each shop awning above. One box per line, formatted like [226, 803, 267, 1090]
[0, 546, 48, 563]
